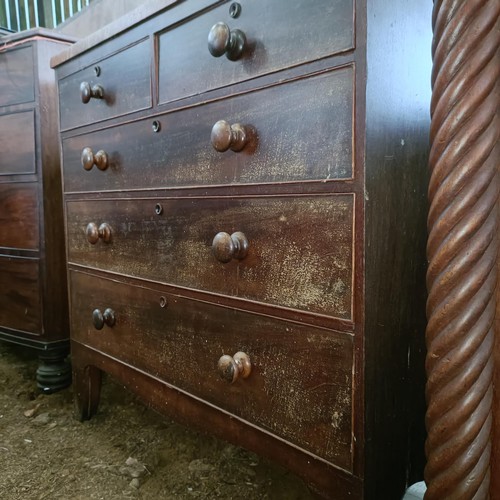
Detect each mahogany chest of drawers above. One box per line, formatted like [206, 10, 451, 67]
[52, 1, 431, 497]
[0, 29, 75, 392]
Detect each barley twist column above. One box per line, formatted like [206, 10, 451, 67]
[424, 0, 499, 498]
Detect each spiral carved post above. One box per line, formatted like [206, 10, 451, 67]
[425, 0, 499, 498]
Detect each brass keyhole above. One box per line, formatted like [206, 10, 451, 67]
[229, 2, 241, 18]
[152, 120, 161, 133]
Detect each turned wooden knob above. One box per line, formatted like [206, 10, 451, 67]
[211, 120, 251, 152]
[92, 308, 116, 330]
[212, 231, 248, 263]
[81, 147, 108, 171]
[208, 22, 246, 61]
[217, 352, 252, 383]
[80, 81, 104, 103]
[86, 222, 112, 244]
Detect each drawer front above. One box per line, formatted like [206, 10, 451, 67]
[0, 111, 36, 175]
[0, 183, 39, 250]
[0, 256, 41, 334]
[0, 45, 35, 107]
[58, 39, 151, 131]
[66, 195, 354, 320]
[63, 67, 353, 192]
[70, 270, 353, 469]
[158, 0, 354, 103]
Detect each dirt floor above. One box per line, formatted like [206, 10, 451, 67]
[0, 342, 315, 500]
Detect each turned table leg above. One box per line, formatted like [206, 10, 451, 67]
[36, 345, 71, 394]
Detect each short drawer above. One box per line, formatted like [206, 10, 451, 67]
[70, 270, 354, 470]
[0, 45, 35, 107]
[158, 0, 354, 103]
[0, 183, 39, 250]
[62, 66, 353, 192]
[66, 194, 354, 320]
[0, 256, 41, 334]
[58, 39, 151, 131]
[0, 111, 36, 176]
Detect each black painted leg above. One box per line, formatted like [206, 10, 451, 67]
[36, 346, 71, 393]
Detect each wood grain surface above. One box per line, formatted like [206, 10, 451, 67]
[0, 111, 36, 176]
[66, 194, 354, 319]
[0, 45, 34, 106]
[70, 269, 354, 470]
[158, 0, 354, 103]
[0, 256, 40, 333]
[63, 66, 353, 191]
[0, 183, 39, 250]
[58, 39, 151, 131]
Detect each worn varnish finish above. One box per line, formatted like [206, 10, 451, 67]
[0, 30, 75, 392]
[425, 0, 499, 498]
[66, 195, 354, 319]
[71, 339, 363, 497]
[58, 39, 151, 131]
[62, 66, 353, 192]
[158, 0, 354, 104]
[70, 270, 354, 469]
[53, 0, 431, 497]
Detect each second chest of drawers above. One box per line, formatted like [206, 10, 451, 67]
[0, 29, 75, 392]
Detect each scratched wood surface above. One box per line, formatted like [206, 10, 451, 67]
[158, 0, 354, 104]
[70, 269, 354, 470]
[58, 39, 151, 131]
[62, 66, 353, 192]
[66, 194, 354, 319]
[55, 0, 432, 496]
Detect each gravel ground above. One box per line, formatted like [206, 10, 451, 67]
[0, 342, 314, 499]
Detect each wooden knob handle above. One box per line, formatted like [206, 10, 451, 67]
[80, 81, 104, 103]
[208, 22, 246, 61]
[211, 120, 250, 152]
[217, 352, 251, 383]
[86, 222, 112, 244]
[92, 308, 115, 330]
[81, 147, 108, 171]
[212, 231, 248, 263]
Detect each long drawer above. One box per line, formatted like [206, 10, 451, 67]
[0, 256, 41, 334]
[0, 183, 39, 250]
[70, 270, 354, 470]
[158, 0, 354, 103]
[62, 66, 353, 192]
[0, 45, 35, 107]
[0, 111, 36, 176]
[58, 39, 152, 131]
[66, 194, 354, 320]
